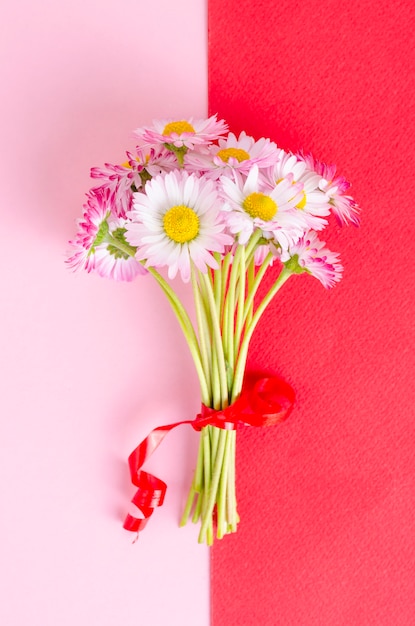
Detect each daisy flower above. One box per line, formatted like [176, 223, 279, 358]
[126, 171, 233, 282]
[133, 115, 228, 151]
[300, 153, 360, 226]
[185, 131, 279, 179]
[93, 218, 147, 282]
[66, 188, 113, 273]
[91, 147, 177, 217]
[283, 230, 343, 288]
[90, 162, 140, 218]
[220, 165, 307, 250]
[66, 188, 145, 281]
[127, 145, 178, 179]
[265, 149, 331, 231]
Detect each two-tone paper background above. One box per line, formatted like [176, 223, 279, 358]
[209, 1, 415, 623]
[1, 1, 414, 624]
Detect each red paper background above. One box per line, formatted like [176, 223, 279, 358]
[209, 1, 415, 624]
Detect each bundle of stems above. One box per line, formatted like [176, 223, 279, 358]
[168, 230, 292, 545]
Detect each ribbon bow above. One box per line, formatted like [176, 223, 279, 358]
[123, 373, 295, 534]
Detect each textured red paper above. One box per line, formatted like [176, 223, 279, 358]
[209, 1, 415, 624]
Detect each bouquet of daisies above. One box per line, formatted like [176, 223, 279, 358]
[67, 115, 359, 544]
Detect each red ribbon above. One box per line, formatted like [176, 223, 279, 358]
[123, 374, 295, 534]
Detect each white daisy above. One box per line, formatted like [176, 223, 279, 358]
[185, 131, 279, 179]
[220, 166, 307, 250]
[126, 171, 233, 282]
[133, 115, 228, 150]
[283, 231, 343, 288]
[266, 149, 331, 231]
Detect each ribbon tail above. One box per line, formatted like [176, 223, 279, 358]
[123, 423, 177, 534]
[123, 470, 167, 533]
[123, 419, 207, 535]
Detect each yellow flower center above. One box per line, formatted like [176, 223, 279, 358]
[162, 121, 195, 136]
[121, 160, 132, 168]
[243, 193, 277, 221]
[296, 192, 307, 210]
[216, 147, 250, 163]
[163, 205, 199, 243]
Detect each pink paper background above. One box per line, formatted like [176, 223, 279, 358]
[0, 1, 210, 624]
[209, 0, 415, 624]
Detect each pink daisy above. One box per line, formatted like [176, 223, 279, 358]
[91, 147, 177, 217]
[93, 218, 147, 282]
[283, 231, 343, 288]
[66, 188, 113, 273]
[133, 115, 228, 150]
[91, 163, 139, 218]
[300, 153, 360, 226]
[66, 188, 145, 281]
[127, 145, 178, 178]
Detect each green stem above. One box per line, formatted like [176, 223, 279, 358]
[233, 245, 246, 358]
[244, 229, 263, 265]
[105, 234, 137, 258]
[242, 252, 273, 326]
[224, 231, 262, 366]
[192, 490, 203, 524]
[226, 431, 238, 532]
[147, 267, 210, 405]
[211, 348, 221, 410]
[212, 254, 223, 314]
[219, 253, 232, 328]
[190, 429, 209, 526]
[216, 429, 233, 539]
[223, 245, 243, 369]
[197, 273, 222, 409]
[245, 257, 256, 326]
[209, 424, 221, 464]
[199, 427, 214, 544]
[231, 267, 292, 402]
[191, 267, 212, 405]
[179, 431, 205, 526]
[200, 272, 229, 407]
[198, 426, 227, 543]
